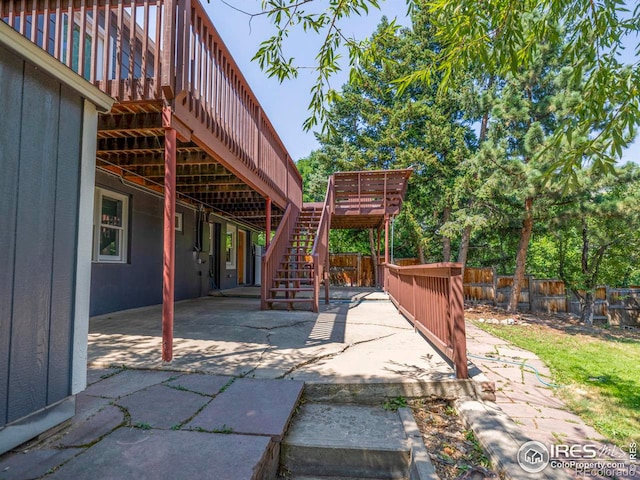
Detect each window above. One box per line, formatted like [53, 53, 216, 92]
[175, 212, 183, 232]
[226, 225, 236, 269]
[94, 187, 129, 263]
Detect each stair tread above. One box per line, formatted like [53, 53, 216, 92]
[281, 404, 410, 479]
[283, 404, 408, 450]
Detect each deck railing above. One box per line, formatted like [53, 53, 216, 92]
[175, 0, 302, 205]
[261, 202, 299, 309]
[384, 263, 468, 378]
[2, 0, 302, 208]
[310, 176, 335, 312]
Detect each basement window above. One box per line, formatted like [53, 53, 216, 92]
[93, 187, 129, 263]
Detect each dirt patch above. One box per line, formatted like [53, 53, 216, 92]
[465, 304, 640, 342]
[409, 399, 501, 480]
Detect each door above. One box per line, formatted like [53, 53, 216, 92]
[238, 230, 246, 284]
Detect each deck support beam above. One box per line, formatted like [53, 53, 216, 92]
[162, 113, 177, 362]
[265, 197, 272, 248]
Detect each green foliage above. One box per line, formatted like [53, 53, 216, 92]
[242, 0, 639, 178]
[297, 15, 473, 259]
[382, 396, 407, 411]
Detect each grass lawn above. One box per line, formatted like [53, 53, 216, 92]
[475, 321, 640, 446]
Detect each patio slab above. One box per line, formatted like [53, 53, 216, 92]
[164, 373, 233, 396]
[83, 369, 177, 399]
[0, 448, 82, 480]
[186, 378, 304, 440]
[55, 405, 124, 447]
[115, 384, 211, 429]
[48, 428, 273, 480]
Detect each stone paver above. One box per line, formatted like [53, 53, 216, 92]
[48, 428, 273, 480]
[164, 373, 232, 396]
[55, 405, 125, 447]
[115, 384, 211, 429]
[83, 369, 177, 399]
[186, 378, 303, 440]
[0, 448, 82, 480]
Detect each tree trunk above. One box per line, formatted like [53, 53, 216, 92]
[457, 88, 490, 269]
[369, 228, 378, 287]
[581, 291, 595, 326]
[418, 243, 425, 264]
[508, 196, 534, 312]
[458, 224, 471, 270]
[442, 206, 451, 262]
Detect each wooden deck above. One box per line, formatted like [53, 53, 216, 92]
[1, 0, 302, 229]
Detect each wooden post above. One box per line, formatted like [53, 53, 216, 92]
[384, 215, 390, 265]
[450, 266, 468, 378]
[265, 197, 271, 248]
[162, 116, 177, 363]
[324, 217, 330, 304]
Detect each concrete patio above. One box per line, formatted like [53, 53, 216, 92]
[87, 288, 458, 392]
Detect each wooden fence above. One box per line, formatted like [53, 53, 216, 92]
[329, 254, 418, 287]
[464, 267, 640, 327]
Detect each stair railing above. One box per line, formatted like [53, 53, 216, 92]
[310, 176, 335, 312]
[261, 202, 299, 309]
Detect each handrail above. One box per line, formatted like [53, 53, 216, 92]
[310, 176, 335, 312]
[261, 202, 300, 309]
[384, 262, 468, 379]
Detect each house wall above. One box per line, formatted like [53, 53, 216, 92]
[90, 171, 210, 315]
[0, 40, 104, 453]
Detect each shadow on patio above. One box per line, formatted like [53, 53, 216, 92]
[88, 287, 454, 385]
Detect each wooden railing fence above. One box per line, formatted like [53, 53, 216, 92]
[384, 263, 468, 378]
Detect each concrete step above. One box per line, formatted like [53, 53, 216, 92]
[281, 404, 410, 479]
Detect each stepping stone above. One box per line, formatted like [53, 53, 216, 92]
[48, 428, 273, 480]
[186, 378, 303, 440]
[0, 448, 82, 480]
[164, 374, 232, 396]
[83, 370, 177, 399]
[281, 403, 410, 479]
[116, 385, 210, 429]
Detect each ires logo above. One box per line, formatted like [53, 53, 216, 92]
[550, 444, 598, 459]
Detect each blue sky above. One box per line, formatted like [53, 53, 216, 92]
[204, 0, 639, 165]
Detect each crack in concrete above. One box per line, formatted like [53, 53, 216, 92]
[240, 320, 315, 331]
[238, 332, 275, 378]
[275, 333, 397, 379]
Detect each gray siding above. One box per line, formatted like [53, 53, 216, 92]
[0, 45, 82, 425]
[90, 172, 210, 315]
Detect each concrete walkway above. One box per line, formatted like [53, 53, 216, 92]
[463, 322, 639, 480]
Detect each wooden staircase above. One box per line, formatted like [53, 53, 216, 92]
[265, 205, 323, 310]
